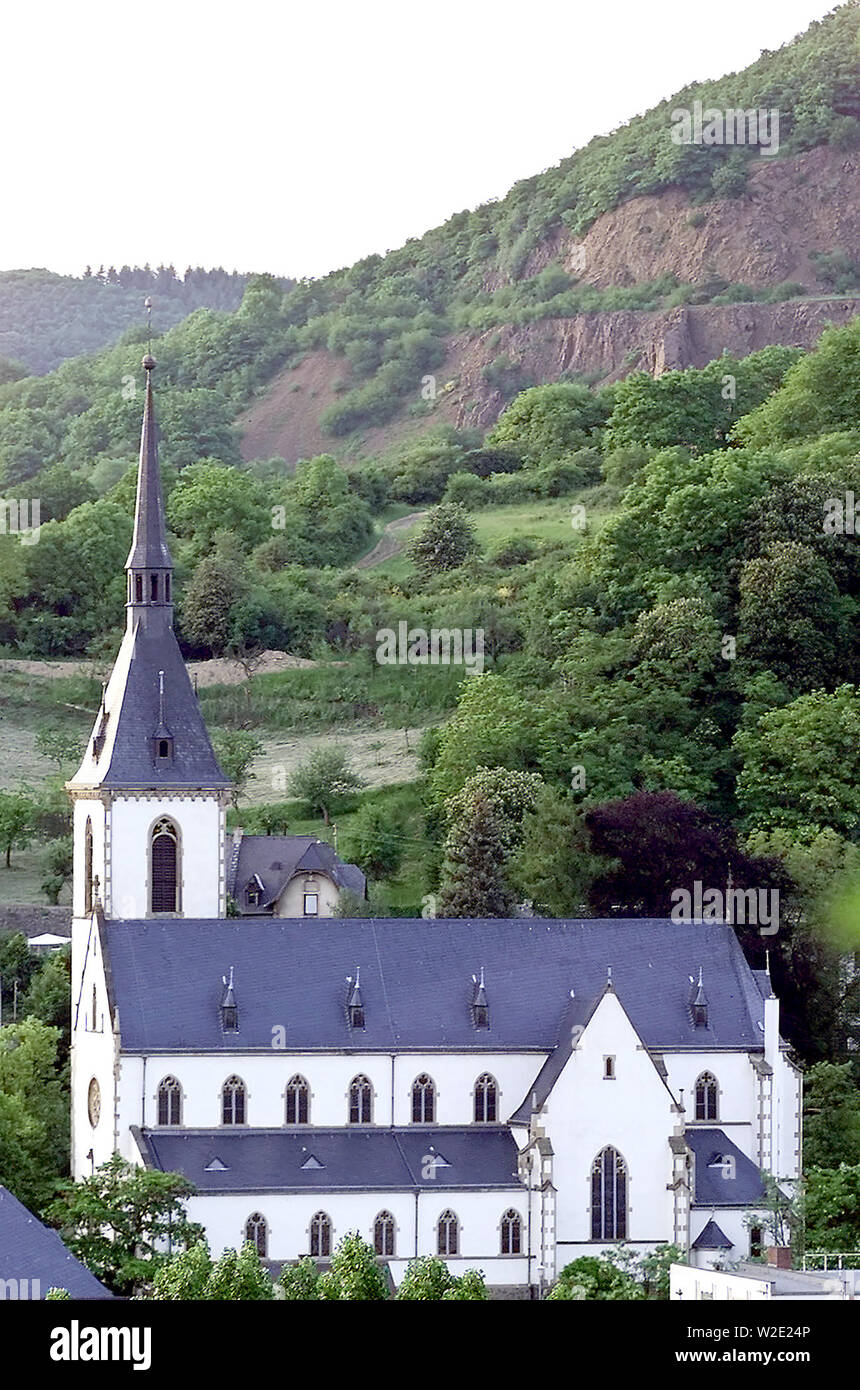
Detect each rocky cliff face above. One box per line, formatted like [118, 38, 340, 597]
[238, 146, 860, 463]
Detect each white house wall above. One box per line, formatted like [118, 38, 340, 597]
[109, 796, 224, 918]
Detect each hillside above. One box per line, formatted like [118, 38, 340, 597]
[0, 265, 295, 376]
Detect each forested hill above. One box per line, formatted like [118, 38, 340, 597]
[0, 266, 296, 376]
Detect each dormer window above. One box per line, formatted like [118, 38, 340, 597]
[158, 739, 170, 759]
[347, 970, 364, 1029]
[472, 967, 489, 1029]
[220, 968, 238, 1032]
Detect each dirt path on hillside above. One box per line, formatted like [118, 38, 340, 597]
[0, 649, 317, 688]
[355, 511, 427, 569]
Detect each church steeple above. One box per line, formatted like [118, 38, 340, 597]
[125, 354, 173, 628]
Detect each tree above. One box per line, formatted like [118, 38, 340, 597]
[47, 1153, 203, 1295]
[317, 1232, 388, 1300]
[508, 788, 600, 916]
[437, 791, 514, 918]
[148, 1241, 274, 1300]
[180, 551, 248, 656]
[34, 726, 83, 774]
[40, 836, 73, 904]
[0, 1018, 69, 1214]
[20, 946, 71, 1058]
[407, 502, 479, 576]
[804, 1165, 860, 1252]
[288, 747, 364, 824]
[0, 789, 36, 867]
[734, 319, 860, 449]
[584, 790, 770, 917]
[279, 1256, 322, 1300]
[212, 730, 261, 810]
[345, 802, 403, 879]
[395, 1255, 487, 1300]
[167, 461, 270, 560]
[547, 1255, 643, 1300]
[735, 686, 860, 836]
[487, 382, 608, 462]
[737, 542, 851, 693]
[803, 1063, 860, 1170]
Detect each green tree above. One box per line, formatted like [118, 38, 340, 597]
[318, 1232, 388, 1300]
[487, 381, 607, 462]
[34, 726, 83, 773]
[734, 319, 860, 449]
[407, 503, 479, 576]
[279, 1256, 322, 1300]
[168, 460, 270, 560]
[40, 836, 73, 904]
[288, 747, 365, 825]
[395, 1255, 486, 1300]
[148, 1241, 274, 1300]
[180, 551, 248, 655]
[437, 791, 514, 918]
[804, 1165, 860, 1251]
[345, 802, 404, 879]
[547, 1255, 643, 1300]
[803, 1063, 860, 1170]
[47, 1153, 203, 1295]
[735, 686, 860, 835]
[211, 730, 261, 810]
[737, 542, 851, 692]
[0, 1018, 69, 1213]
[0, 789, 36, 867]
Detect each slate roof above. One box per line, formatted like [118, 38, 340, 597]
[691, 1217, 733, 1250]
[226, 835, 366, 913]
[103, 917, 769, 1053]
[125, 359, 172, 571]
[136, 1127, 522, 1194]
[0, 1186, 113, 1298]
[687, 1129, 768, 1207]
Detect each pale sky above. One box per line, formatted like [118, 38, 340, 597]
[0, 0, 839, 281]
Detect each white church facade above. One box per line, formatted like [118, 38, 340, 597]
[68, 356, 802, 1294]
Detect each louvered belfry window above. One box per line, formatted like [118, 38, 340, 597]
[151, 819, 178, 913]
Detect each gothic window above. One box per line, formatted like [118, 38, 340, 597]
[474, 1073, 497, 1123]
[374, 1211, 395, 1257]
[135, 575, 143, 603]
[437, 1210, 459, 1256]
[222, 1075, 246, 1125]
[349, 1074, 373, 1124]
[150, 818, 179, 914]
[245, 1213, 267, 1258]
[158, 1076, 182, 1126]
[695, 1072, 719, 1121]
[310, 1211, 332, 1257]
[500, 1209, 522, 1255]
[285, 1075, 309, 1125]
[84, 817, 93, 914]
[750, 1225, 763, 1259]
[590, 1146, 627, 1241]
[412, 1074, 436, 1124]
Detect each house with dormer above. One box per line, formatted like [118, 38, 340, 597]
[226, 830, 366, 916]
[67, 354, 802, 1295]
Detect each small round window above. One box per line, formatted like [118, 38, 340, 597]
[88, 1077, 101, 1128]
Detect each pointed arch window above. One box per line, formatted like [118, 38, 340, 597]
[374, 1210, 395, 1257]
[591, 1146, 627, 1241]
[437, 1210, 459, 1256]
[695, 1072, 719, 1122]
[500, 1209, 522, 1255]
[150, 818, 179, 914]
[84, 817, 93, 914]
[349, 1074, 373, 1125]
[158, 1076, 182, 1126]
[310, 1211, 332, 1258]
[474, 1073, 497, 1123]
[245, 1212, 267, 1258]
[285, 1075, 309, 1125]
[412, 1074, 436, 1124]
[222, 1075, 246, 1125]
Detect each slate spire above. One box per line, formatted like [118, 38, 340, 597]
[125, 354, 173, 626]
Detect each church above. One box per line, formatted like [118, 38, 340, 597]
[68, 355, 802, 1295]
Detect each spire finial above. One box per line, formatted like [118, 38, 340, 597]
[144, 295, 153, 357]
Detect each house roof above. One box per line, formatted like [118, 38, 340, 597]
[0, 1186, 113, 1298]
[687, 1128, 768, 1208]
[103, 917, 770, 1054]
[135, 1126, 522, 1194]
[226, 835, 366, 912]
[691, 1217, 733, 1250]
